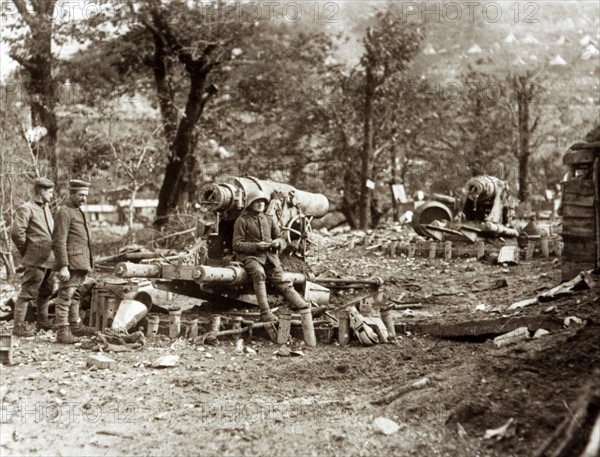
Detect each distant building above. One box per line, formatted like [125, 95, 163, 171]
[118, 199, 159, 223]
[81, 204, 118, 224]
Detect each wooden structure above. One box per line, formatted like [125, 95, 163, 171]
[561, 141, 600, 280]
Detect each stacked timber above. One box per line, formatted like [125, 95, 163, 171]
[561, 141, 600, 280]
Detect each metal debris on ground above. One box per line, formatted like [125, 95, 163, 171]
[373, 417, 401, 435]
[151, 355, 179, 368]
[483, 418, 516, 440]
[493, 327, 530, 347]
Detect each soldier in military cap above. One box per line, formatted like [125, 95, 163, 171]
[52, 179, 97, 343]
[232, 189, 311, 323]
[11, 178, 57, 336]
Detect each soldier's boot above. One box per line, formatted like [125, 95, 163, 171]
[56, 324, 79, 344]
[254, 281, 278, 323]
[36, 299, 56, 331]
[279, 286, 310, 311]
[12, 298, 36, 337]
[70, 321, 97, 337]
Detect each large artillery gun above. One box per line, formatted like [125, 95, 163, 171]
[198, 176, 329, 260]
[412, 175, 519, 242]
[113, 176, 384, 312]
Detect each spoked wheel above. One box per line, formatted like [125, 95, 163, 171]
[284, 215, 316, 258]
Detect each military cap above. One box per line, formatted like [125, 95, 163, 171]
[69, 179, 91, 190]
[34, 177, 55, 189]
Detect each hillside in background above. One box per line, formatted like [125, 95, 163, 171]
[330, 1, 599, 104]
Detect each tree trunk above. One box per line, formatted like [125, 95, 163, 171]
[154, 71, 207, 227]
[341, 166, 358, 229]
[128, 186, 137, 236]
[359, 66, 375, 230]
[517, 77, 531, 203]
[390, 148, 400, 222]
[16, 1, 59, 182]
[149, 35, 178, 145]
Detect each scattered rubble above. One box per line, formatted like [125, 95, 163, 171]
[484, 418, 516, 440]
[373, 417, 401, 435]
[86, 354, 118, 370]
[151, 355, 179, 368]
[493, 327, 530, 347]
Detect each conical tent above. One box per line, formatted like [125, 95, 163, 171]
[550, 54, 567, 66]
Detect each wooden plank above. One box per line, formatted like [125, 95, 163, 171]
[410, 316, 563, 338]
[561, 193, 595, 206]
[561, 227, 596, 238]
[563, 149, 596, 164]
[562, 217, 596, 229]
[569, 141, 600, 151]
[563, 180, 595, 195]
[563, 244, 596, 263]
[594, 156, 600, 265]
[562, 205, 595, 218]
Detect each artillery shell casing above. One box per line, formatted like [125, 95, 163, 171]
[299, 308, 317, 347]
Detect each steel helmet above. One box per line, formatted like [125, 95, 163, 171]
[246, 189, 269, 208]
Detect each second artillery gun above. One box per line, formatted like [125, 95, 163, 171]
[114, 176, 383, 311]
[412, 175, 519, 242]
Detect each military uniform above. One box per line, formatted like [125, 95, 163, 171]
[52, 180, 96, 342]
[232, 210, 288, 286]
[232, 190, 309, 323]
[11, 178, 56, 334]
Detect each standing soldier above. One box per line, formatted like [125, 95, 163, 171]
[232, 189, 311, 322]
[52, 179, 97, 343]
[10, 178, 56, 337]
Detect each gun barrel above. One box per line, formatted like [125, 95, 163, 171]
[482, 222, 519, 237]
[192, 265, 306, 285]
[199, 177, 328, 220]
[116, 262, 307, 285]
[115, 262, 162, 278]
[311, 277, 384, 286]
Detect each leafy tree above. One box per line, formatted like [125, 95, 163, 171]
[74, 125, 162, 233]
[356, 5, 423, 229]
[3, 0, 62, 181]
[77, 0, 258, 227]
[507, 70, 543, 203]
[430, 67, 513, 194]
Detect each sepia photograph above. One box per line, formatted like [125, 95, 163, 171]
[0, 1, 599, 456]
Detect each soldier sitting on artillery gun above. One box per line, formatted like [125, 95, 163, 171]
[232, 189, 310, 322]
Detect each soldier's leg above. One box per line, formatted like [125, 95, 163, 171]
[266, 262, 315, 346]
[245, 259, 277, 322]
[12, 267, 43, 337]
[266, 263, 309, 310]
[67, 271, 96, 336]
[36, 269, 56, 330]
[54, 271, 83, 344]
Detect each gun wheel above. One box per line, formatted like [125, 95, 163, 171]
[285, 215, 315, 258]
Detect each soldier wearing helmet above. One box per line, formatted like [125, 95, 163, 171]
[232, 188, 310, 322]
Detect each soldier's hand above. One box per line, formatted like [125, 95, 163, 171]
[257, 241, 271, 250]
[57, 266, 70, 282]
[270, 240, 280, 250]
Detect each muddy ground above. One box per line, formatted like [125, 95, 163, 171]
[1, 228, 599, 457]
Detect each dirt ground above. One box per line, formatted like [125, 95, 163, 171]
[1, 227, 599, 457]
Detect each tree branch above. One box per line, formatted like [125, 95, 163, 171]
[12, 0, 36, 28]
[9, 52, 37, 72]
